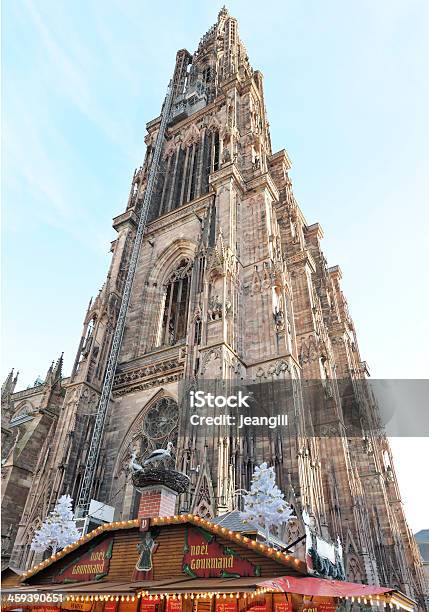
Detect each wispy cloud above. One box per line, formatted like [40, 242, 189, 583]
[3, 86, 110, 254]
[21, 0, 138, 157]
[2, 0, 150, 254]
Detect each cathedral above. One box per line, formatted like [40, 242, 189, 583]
[1, 7, 427, 607]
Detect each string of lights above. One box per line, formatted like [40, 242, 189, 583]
[1, 590, 412, 611]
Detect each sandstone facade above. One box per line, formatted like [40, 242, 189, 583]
[2, 7, 426, 607]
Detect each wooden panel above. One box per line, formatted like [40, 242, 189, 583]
[108, 531, 140, 580]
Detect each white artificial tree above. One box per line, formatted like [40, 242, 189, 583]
[240, 462, 294, 544]
[31, 495, 80, 556]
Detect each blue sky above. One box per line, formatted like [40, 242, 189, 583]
[2, 1, 428, 531]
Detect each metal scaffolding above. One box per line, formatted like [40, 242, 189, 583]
[75, 81, 174, 518]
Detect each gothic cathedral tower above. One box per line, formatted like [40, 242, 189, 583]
[6, 7, 426, 606]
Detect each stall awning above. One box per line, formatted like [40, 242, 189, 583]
[259, 577, 417, 611]
[259, 576, 393, 597]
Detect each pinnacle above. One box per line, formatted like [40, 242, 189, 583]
[46, 361, 54, 377]
[218, 5, 230, 22]
[53, 353, 64, 378]
[1, 368, 17, 397]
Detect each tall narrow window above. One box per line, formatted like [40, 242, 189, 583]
[160, 155, 174, 215]
[194, 317, 202, 345]
[149, 159, 167, 220]
[160, 259, 192, 346]
[201, 132, 212, 194]
[182, 146, 193, 205]
[81, 318, 95, 358]
[208, 203, 216, 247]
[171, 148, 186, 210]
[189, 142, 199, 201]
[202, 66, 211, 84]
[196, 255, 206, 293]
[213, 131, 220, 171]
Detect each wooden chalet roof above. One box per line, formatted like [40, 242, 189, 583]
[21, 514, 307, 585]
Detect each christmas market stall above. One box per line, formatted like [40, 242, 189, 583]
[1, 514, 416, 612]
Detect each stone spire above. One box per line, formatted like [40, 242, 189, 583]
[44, 361, 54, 382]
[1, 368, 18, 404]
[52, 352, 64, 382]
[169, 6, 253, 120]
[44, 353, 63, 387]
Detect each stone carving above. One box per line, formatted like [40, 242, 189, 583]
[267, 360, 289, 376]
[299, 336, 319, 365]
[362, 436, 374, 455]
[254, 360, 289, 379]
[114, 360, 181, 387]
[163, 136, 181, 159]
[113, 373, 183, 398]
[284, 517, 301, 546]
[323, 379, 334, 400]
[200, 347, 222, 375]
[206, 229, 238, 283]
[252, 155, 261, 171]
[319, 424, 339, 436]
[224, 296, 232, 316]
[222, 147, 231, 164]
[207, 295, 223, 320]
[193, 306, 202, 321]
[286, 250, 309, 267]
[166, 258, 193, 284]
[205, 113, 222, 134]
[250, 268, 261, 294]
[273, 307, 285, 332]
[182, 123, 201, 148]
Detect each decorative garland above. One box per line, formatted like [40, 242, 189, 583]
[308, 547, 346, 580]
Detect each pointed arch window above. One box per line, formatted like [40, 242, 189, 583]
[81, 317, 95, 358]
[160, 259, 192, 346]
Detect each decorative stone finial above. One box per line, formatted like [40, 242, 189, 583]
[218, 5, 229, 19]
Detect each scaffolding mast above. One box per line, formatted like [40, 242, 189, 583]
[75, 81, 174, 518]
